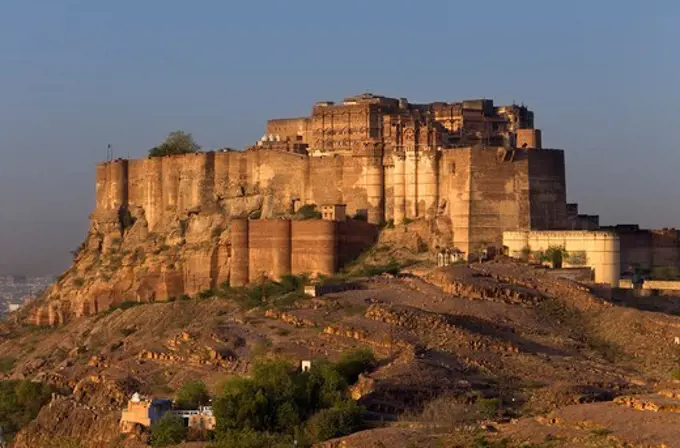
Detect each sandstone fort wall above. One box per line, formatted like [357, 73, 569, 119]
[248, 219, 292, 282]
[291, 220, 337, 277]
[96, 146, 567, 260]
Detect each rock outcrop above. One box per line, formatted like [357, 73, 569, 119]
[26, 190, 266, 325]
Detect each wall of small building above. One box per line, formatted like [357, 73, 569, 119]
[503, 230, 620, 286]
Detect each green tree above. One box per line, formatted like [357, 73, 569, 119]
[150, 414, 187, 447]
[544, 246, 568, 268]
[294, 204, 322, 220]
[175, 380, 210, 410]
[148, 130, 200, 157]
[0, 380, 52, 440]
[212, 356, 366, 442]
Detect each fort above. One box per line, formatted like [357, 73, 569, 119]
[96, 93, 566, 258]
[31, 93, 680, 325]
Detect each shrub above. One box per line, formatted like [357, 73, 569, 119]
[0, 380, 52, 440]
[197, 289, 216, 300]
[295, 204, 322, 220]
[100, 300, 141, 316]
[114, 301, 140, 311]
[224, 277, 307, 311]
[671, 368, 680, 380]
[305, 401, 363, 442]
[73, 277, 85, 287]
[335, 348, 376, 384]
[544, 246, 568, 268]
[406, 396, 474, 428]
[212, 429, 294, 448]
[520, 245, 531, 262]
[475, 397, 501, 420]
[357, 261, 402, 277]
[567, 251, 587, 266]
[150, 414, 187, 447]
[175, 380, 210, 410]
[0, 357, 15, 374]
[249, 210, 262, 220]
[651, 266, 680, 280]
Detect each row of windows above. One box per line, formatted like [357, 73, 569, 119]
[312, 128, 369, 135]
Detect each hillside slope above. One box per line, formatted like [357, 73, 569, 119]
[3, 258, 680, 446]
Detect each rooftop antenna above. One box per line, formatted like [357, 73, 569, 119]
[106, 144, 113, 161]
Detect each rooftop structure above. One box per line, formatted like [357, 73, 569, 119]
[266, 93, 537, 155]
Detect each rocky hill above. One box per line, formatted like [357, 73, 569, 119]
[3, 250, 680, 446]
[24, 178, 270, 327]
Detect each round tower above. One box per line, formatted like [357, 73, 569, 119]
[268, 220, 292, 281]
[291, 220, 337, 276]
[107, 159, 128, 210]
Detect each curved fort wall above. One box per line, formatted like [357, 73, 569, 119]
[291, 220, 337, 276]
[228, 219, 350, 284]
[248, 220, 292, 281]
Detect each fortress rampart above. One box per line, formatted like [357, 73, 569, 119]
[96, 146, 566, 256]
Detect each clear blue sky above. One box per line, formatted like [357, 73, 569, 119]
[0, 0, 678, 275]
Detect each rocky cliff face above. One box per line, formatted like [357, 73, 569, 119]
[27, 190, 266, 326]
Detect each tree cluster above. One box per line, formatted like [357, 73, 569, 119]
[148, 131, 200, 157]
[212, 353, 372, 446]
[0, 380, 52, 441]
[150, 350, 375, 447]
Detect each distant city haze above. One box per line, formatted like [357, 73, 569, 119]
[0, 1, 678, 276]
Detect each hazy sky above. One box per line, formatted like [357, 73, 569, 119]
[0, 1, 678, 276]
